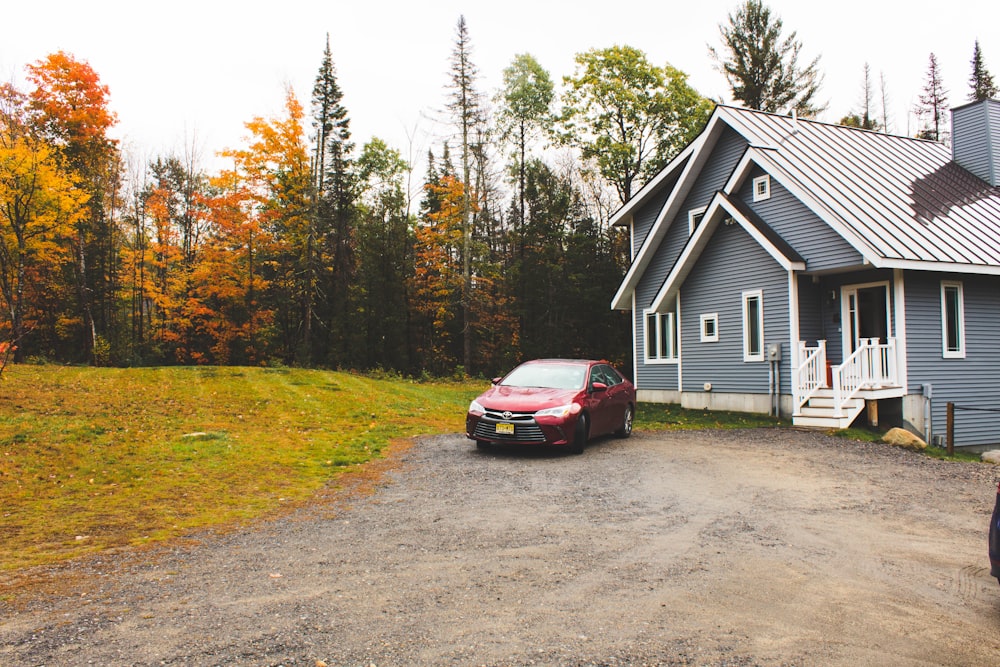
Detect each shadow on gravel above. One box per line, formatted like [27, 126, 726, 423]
[468, 434, 620, 459]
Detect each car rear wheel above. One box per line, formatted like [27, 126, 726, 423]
[568, 414, 588, 455]
[615, 405, 634, 438]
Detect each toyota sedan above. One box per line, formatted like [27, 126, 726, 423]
[466, 359, 636, 454]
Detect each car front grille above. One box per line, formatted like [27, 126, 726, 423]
[474, 410, 546, 443]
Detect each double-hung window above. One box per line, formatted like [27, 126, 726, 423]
[941, 281, 965, 358]
[742, 290, 764, 362]
[645, 310, 677, 362]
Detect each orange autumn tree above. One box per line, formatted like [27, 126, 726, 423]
[193, 87, 311, 363]
[0, 83, 88, 360]
[25, 51, 120, 362]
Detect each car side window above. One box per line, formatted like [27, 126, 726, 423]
[596, 364, 621, 386]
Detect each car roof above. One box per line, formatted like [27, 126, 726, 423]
[521, 358, 599, 366]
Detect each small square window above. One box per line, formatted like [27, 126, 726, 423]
[700, 313, 719, 343]
[752, 175, 771, 202]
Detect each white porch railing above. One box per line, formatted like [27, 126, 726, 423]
[795, 338, 898, 417]
[795, 340, 826, 412]
[831, 337, 898, 417]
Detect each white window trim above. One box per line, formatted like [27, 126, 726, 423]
[941, 281, 966, 358]
[687, 206, 708, 236]
[742, 289, 765, 362]
[752, 175, 771, 202]
[643, 309, 678, 364]
[700, 313, 719, 343]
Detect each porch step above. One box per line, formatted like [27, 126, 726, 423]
[793, 392, 866, 430]
[800, 396, 864, 411]
[793, 414, 859, 429]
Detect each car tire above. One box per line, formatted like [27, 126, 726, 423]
[568, 414, 587, 455]
[615, 405, 634, 438]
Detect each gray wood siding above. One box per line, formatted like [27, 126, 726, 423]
[741, 167, 863, 271]
[680, 221, 790, 395]
[632, 185, 672, 254]
[797, 276, 824, 345]
[633, 127, 750, 392]
[678, 127, 748, 223]
[905, 271, 1000, 446]
[952, 100, 1000, 186]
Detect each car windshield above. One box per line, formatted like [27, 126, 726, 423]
[501, 363, 587, 390]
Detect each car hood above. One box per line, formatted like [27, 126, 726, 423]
[477, 385, 581, 412]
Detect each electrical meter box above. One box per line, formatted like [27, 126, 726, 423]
[766, 343, 781, 361]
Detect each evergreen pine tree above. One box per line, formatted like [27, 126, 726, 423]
[916, 53, 949, 141]
[969, 40, 998, 102]
[709, 0, 824, 115]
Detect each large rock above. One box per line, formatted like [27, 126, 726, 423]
[981, 450, 1000, 465]
[882, 427, 927, 451]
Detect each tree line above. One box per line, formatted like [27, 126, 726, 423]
[1, 2, 994, 377]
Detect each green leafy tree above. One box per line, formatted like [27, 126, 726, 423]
[354, 138, 413, 371]
[560, 45, 713, 204]
[969, 40, 998, 102]
[496, 53, 554, 238]
[710, 0, 824, 115]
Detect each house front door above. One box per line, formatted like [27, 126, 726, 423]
[841, 282, 891, 359]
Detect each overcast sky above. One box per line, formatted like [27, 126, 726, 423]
[2, 1, 997, 172]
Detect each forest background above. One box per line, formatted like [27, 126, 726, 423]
[0, 6, 995, 378]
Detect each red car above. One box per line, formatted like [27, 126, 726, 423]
[466, 359, 636, 454]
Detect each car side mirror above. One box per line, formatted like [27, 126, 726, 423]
[591, 382, 608, 393]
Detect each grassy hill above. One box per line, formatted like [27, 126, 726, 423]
[0, 365, 481, 571]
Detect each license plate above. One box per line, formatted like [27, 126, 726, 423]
[495, 423, 515, 435]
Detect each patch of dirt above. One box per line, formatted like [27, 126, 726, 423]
[2, 429, 1000, 666]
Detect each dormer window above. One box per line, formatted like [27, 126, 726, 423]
[752, 175, 771, 202]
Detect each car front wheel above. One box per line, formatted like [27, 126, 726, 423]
[616, 405, 634, 438]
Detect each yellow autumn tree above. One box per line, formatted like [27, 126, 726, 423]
[0, 84, 88, 358]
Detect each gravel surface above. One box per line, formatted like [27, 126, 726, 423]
[3, 428, 1000, 666]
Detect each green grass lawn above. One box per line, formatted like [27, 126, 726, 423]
[0, 364, 482, 571]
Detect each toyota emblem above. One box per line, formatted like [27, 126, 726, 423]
[502, 411, 513, 420]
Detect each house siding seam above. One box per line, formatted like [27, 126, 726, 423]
[740, 167, 863, 271]
[680, 220, 790, 396]
[904, 271, 1000, 447]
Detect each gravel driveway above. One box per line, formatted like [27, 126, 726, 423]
[3, 428, 1000, 666]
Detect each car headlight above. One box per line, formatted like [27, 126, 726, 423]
[469, 400, 485, 414]
[534, 403, 581, 419]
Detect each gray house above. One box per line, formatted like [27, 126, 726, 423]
[612, 99, 1000, 446]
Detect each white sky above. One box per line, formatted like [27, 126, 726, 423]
[2, 1, 997, 172]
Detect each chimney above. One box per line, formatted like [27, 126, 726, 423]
[951, 99, 1000, 187]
